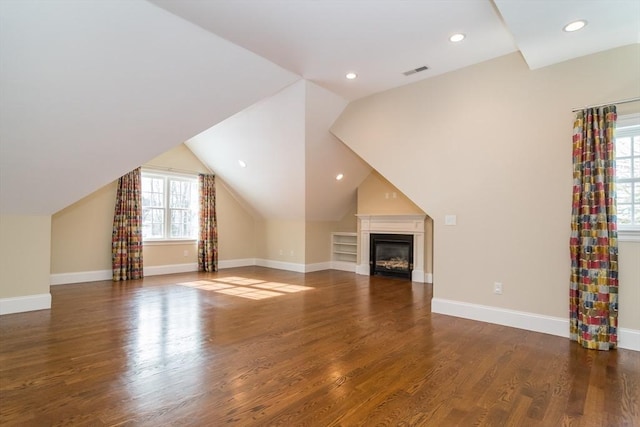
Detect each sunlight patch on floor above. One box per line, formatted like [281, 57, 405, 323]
[177, 277, 314, 300]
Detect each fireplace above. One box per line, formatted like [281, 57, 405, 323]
[370, 234, 413, 279]
[356, 214, 427, 283]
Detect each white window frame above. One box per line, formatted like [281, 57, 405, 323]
[616, 113, 640, 242]
[141, 170, 199, 243]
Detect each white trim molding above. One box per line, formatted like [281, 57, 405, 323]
[51, 264, 203, 285]
[356, 214, 427, 283]
[618, 230, 640, 242]
[218, 258, 256, 269]
[305, 262, 332, 273]
[432, 298, 639, 352]
[255, 259, 306, 273]
[0, 293, 51, 315]
[51, 270, 112, 285]
[331, 261, 357, 273]
[619, 329, 640, 352]
[144, 263, 198, 276]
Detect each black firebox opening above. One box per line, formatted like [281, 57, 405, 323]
[370, 233, 413, 280]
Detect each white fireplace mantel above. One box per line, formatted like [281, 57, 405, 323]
[356, 214, 427, 283]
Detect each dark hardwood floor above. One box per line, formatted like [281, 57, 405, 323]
[0, 267, 638, 426]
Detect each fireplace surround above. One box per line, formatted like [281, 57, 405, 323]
[356, 214, 427, 283]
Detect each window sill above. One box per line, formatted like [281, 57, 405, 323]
[143, 239, 197, 246]
[619, 230, 640, 243]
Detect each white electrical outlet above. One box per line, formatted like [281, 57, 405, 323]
[494, 282, 503, 295]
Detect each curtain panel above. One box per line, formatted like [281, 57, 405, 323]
[112, 167, 144, 281]
[570, 106, 618, 350]
[198, 174, 218, 272]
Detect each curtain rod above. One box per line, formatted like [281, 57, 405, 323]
[572, 97, 640, 112]
[144, 164, 214, 175]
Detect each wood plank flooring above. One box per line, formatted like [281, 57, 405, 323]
[0, 267, 638, 426]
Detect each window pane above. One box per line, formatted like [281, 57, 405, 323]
[634, 158, 640, 179]
[618, 204, 632, 225]
[142, 177, 164, 209]
[634, 136, 640, 156]
[618, 183, 632, 204]
[617, 159, 631, 179]
[142, 172, 198, 241]
[151, 223, 163, 237]
[170, 209, 192, 238]
[616, 136, 631, 157]
[151, 178, 163, 192]
[634, 205, 640, 225]
[170, 180, 193, 209]
[142, 208, 165, 238]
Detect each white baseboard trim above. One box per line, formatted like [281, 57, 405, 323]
[144, 263, 198, 276]
[0, 293, 51, 315]
[218, 258, 256, 269]
[432, 298, 569, 338]
[431, 298, 639, 352]
[305, 262, 332, 273]
[425, 273, 433, 284]
[255, 259, 306, 273]
[619, 328, 640, 352]
[331, 261, 356, 272]
[355, 264, 369, 276]
[50, 269, 112, 285]
[411, 269, 425, 283]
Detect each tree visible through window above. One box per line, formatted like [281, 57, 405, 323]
[141, 171, 199, 240]
[615, 113, 640, 231]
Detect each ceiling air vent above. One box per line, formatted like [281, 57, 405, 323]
[403, 65, 429, 76]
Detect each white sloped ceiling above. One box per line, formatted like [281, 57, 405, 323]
[186, 80, 371, 221]
[0, 0, 298, 215]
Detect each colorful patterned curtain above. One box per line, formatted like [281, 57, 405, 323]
[570, 106, 618, 350]
[198, 174, 218, 272]
[112, 168, 144, 281]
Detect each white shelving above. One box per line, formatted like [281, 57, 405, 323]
[331, 232, 357, 271]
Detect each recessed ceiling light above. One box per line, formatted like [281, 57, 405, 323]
[345, 72, 357, 80]
[238, 160, 247, 168]
[563, 20, 587, 32]
[449, 33, 465, 43]
[336, 173, 344, 181]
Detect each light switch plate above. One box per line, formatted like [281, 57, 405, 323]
[445, 215, 457, 226]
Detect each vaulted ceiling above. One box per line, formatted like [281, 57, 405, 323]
[1, 0, 638, 219]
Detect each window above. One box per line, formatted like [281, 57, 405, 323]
[141, 171, 199, 241]
[616, 113, 640, 238]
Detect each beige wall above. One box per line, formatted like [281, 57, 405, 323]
[258, 219, 306, 264]
[618, 242, 640, 329]
[305, 221, 335, 264]
[50, 144, 258, 275]
[51, 182, 116, 273]
[333, 197, 358, 232]
[217, 180, 256, 261]
[357, 170, 424, 215]
[302, 196, 358, 265]
[332, 45, 640, 331]
[0, 215, 51, 298]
